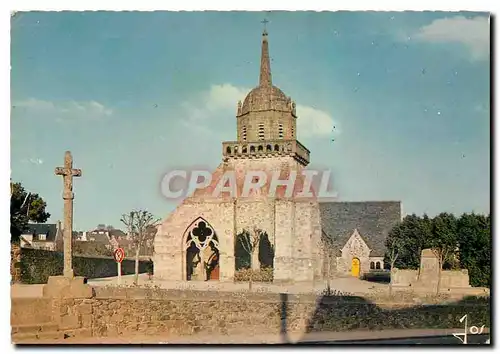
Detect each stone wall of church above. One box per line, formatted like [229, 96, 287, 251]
[155, 156, 323, 284]
[154, 199, 236, 282]
[336, 231, 372, 276]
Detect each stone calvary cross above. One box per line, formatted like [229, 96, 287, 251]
[55, 151, 82, 278]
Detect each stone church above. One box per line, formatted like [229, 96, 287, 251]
[154, 28, 402, 283]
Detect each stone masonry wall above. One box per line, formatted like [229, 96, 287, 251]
[155, 155, 323, 284]
[90, 288, 316, 337]
[12, 286, 491, 343]
[392, 268, 471, 289]
[237, 110, 296, 141]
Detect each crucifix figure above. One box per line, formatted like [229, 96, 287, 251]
[55, 151, 82, 278]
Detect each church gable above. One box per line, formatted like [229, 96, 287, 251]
[341, 229, 371, 258]
[320, 201, 401, 257]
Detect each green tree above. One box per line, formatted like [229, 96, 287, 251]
[429, 212, 458, 294]
[236, 227, 264, 290]
[10, 181, 51, 242]
[457, 213, 491, 287]
[384, 214, 431, 272]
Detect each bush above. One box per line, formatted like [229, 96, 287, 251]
[361, 271, 391, 283]
[234, 267, 273, 283]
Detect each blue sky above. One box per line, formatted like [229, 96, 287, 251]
[11, 11, 490, 231]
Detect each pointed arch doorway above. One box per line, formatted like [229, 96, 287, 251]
[184, 218, 220, 281]
[351, 257, 360, 277]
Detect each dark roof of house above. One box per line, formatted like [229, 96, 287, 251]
[23, 223, 58, 242]
[320, 201, 401, 257]
[87, 231, 111, 244]
[109, 229, 126, 237]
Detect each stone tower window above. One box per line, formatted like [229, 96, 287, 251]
[258, 124, 265, 141]
[291, 126, 294, 138]
[242, 126, 247, 141]
[278, 124, 284, 139]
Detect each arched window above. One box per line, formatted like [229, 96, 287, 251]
[234, 146, 238, 154]
[274, 144, 279, 151]
[250, 145, 255, 153]
[370, 261, 375, 270]
[376, 262, 381, 270]
[184, 218, 220, 281]
[242, 145, 247, 153]
[266, 145, 272, 152]
[258, 145, 264, 152]
[226, 146, 232, 154]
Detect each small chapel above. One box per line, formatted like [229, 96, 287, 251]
[154, 27, 402, 283]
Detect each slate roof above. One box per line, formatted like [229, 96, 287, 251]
[22, 223, 58, 242]
[108, 229, 126, 238]
[87, 231, 111, 244]
[319, 201, 401, 257]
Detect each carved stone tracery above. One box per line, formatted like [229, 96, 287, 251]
[185, 219, 220, 281]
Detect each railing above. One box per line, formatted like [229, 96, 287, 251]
[222, 139, 310, 165]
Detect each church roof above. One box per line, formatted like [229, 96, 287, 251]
[238, 28, 295, 117]
[241, 85, 290, 115]
[320, 201, 401, 257]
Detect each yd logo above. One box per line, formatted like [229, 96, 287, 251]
[452, 314, 486, 344]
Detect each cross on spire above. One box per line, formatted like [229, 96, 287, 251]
[261, 18, 269, 35]
[259, 19, 272, 87]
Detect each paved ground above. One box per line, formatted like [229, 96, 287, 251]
[11, 274, 388, 298]
[14, 328, 490, 345]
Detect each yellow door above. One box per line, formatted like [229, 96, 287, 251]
[351, 258, 360, 277]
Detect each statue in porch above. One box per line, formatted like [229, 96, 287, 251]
[191, 252, 205, 281]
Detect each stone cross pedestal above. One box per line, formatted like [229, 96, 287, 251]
[54, 151, 82, 278]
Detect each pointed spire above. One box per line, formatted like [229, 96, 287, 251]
[259, 20, 272, 87]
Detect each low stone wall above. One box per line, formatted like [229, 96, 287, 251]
[438, 270, 471, 288]
[391, 268, 470, 289]
[391, 269, 418, 286]
[19, 248, 153, 284]
[91, 288, 317, 337]
[11, 285, 491, 343]
[11, 298, 53, 326]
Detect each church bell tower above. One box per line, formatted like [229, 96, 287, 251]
[222, 26, 310, 166]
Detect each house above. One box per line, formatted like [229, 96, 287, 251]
[20, 221, 63, 251]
